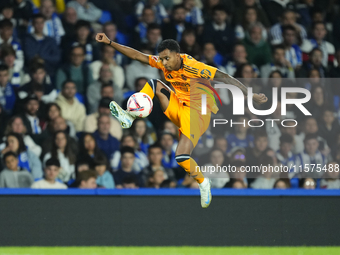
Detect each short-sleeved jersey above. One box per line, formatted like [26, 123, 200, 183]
[149, 54, 219, 113]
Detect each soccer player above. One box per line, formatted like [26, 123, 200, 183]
[95, 33, 268, 208]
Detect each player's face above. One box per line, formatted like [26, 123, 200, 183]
[11, 117, 25, 134]
[0, 70, 9, 86]
[45, 165, 60, 181]
[158, 49, 180, 71]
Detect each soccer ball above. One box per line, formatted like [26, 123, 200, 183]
[127, 92, 153, 118]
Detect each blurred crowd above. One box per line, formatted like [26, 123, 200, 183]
[0, 0, 340, 190]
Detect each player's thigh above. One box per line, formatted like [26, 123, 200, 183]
[152, 79, 172, 112]
[163, 90, 181, 128]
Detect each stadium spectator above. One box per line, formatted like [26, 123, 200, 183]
[92, 114, 120, 161]
[78, 133, 106, 169]
[318, 108, 340, 150]
[0, 151, 34, 188]
[38, 0, 65, 45]
[228, 147, 246, 164]
[260, 45, 295, 80]
[225, 43, 259, 77]
[225, 161, 248, 188]
[113, 146, 144, 188]
[183, 0, 204, 30]
[89, 44, 125, 89]
[179, 29, 201, 61]
[0, 45, 25, 87]
[281, 25, 302, 69]
[276, 133, 296, 172]
[135, 0, 169, 25]
[280, 120, 304, 154]
[269, 9, 307, 45]
[142, 23, 162, 54]
[77, 170, 97, 189]
[234, 0, 270, 29]
[125, 46, 160, 91]
[94, 155, 115, 189]
[43, 131, 76, 184]
[55, 80, 86, 132]
[67, 0, 102, 23]
[62, 7, 77, 39]
[31, 158, 68, 189]
[84, 97, 123, 141]
[297, 48, 328, 78]
[246, 129, 268, 167]
[0, 132, 43, 180]
[87, 64, 123, 113]
[122, 176, 139, 189]
[146, 169, 165, 188]
[295, 134, 327, 179]
[0, 64, 16, 115]
[142, 143, 176, 186]
[10, 0, 34, 36]
[203, 148, 230, 188]
[305, 86, 332, 123]
[301, 22, 335, 68]
[300, 177, 316, 189]
[273, 178, 291, 189]
[19, 63, 57, 104]
[320, 162, 340, 189]
[56, 45, 93, 94]
[227, 115, 254, 153]
[111, 134, 148, 173]
[4, 115, 42, 157]
[130, 119, 156, 155]
[235, 6, 268, 41]
[133, 6, 156, 45]
[200, 42, 224, 67]
[250, 155, 277, 189]
[159, 131, 177, 169]
[232, 179, 247, 189]
[202, 5, 235, 56]
[330, 50, 340, 78]
[23, 14, 60, 76]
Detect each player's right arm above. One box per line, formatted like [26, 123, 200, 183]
[95, 33, 150, 65]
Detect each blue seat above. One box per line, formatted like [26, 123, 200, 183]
[98, 10, 112, 24]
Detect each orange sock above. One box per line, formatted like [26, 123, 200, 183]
[176, 155, 204, 184]
[140, 79, 157, 99]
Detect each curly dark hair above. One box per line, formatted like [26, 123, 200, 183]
[157, 39, 180, 54]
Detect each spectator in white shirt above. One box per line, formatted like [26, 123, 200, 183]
[67, 0, 102, 23]
[31, 158, 67, 189]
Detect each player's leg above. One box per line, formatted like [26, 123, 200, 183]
[109, 79, 170, 129]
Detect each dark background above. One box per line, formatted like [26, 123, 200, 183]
[0, 195, 339, 246]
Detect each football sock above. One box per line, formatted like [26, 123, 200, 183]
[140, 79, 158, 100]
[175, 155, 204, 184]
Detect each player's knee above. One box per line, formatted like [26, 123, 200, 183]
[175, 154, 191, 163]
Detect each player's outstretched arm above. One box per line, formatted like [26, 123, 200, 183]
[95, 33, 150, 65]
[214, 69, 268, 105]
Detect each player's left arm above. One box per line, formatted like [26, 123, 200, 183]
[214, 69, 268, 105]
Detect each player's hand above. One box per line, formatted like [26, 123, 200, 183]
[95, 33, 110, 45]
[253, 93, 268, 105]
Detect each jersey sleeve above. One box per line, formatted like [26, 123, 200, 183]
[148, 55, 163, 70]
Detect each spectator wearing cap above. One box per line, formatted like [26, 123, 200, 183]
[56, 45, 93, 94]
[0, 64, 16, 115]
[67, 0, 102, 23]
[89, 44, 125, 89]
[113, 146, 144, 188]
[19, 63, 57, 103]
[87, 63, 123, 114]
[55, 80, 86, 132]
[0, 19, 24, 73]
[202, 5, 235, 56]
[31, 157, 67, 189]
[83, 97, 123, 141]
[92, 114, 120, 161]
[23, 14, 60, 76]
[0, 151, 34, 188]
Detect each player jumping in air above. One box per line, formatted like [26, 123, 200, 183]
[95, 33, 268, 208]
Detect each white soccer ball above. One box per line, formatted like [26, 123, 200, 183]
[127, 92, 153, 118]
